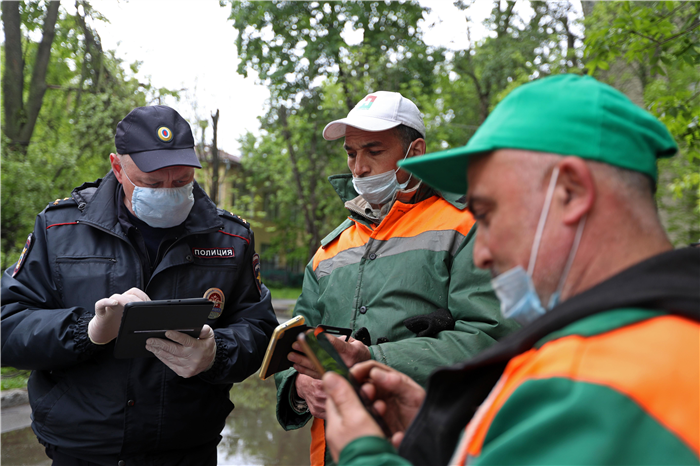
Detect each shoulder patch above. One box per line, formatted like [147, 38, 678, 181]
[13, 233, 34, 277]
[203, 288, 225, 320]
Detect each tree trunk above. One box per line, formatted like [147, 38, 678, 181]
[1, 1, 60, 156]
[335, 51, 355, 113]
[2, 1, 23, 147]
[74, 0, 105, 110]
[278, 106, 320, 262]
[210, 109, 220, 205]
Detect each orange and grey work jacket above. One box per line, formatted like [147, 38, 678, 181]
[274, 174, 519, 466]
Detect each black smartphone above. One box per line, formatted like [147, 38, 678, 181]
[316, 324, 352, 341]
[297, 331, 393, 437]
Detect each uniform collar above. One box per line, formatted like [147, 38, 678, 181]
[72, 170, 223, 236]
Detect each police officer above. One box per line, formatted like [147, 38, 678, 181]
[1, 106, 278, 465]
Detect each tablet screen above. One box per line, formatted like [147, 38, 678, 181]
[113, 298, 214, 359]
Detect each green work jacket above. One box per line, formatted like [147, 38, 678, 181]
[335, 247, 700, 466]
[275, 175, 519, 465]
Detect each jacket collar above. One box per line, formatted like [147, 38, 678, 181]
[328, 173, 467, 210]
[72, 171, 222, 237]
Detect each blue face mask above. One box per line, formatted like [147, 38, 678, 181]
[352, 141, 414, 206]
[121, 166, 195, 229]
[490, 167, 587, 326]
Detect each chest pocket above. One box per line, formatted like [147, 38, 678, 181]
[55, 256, 117, 309]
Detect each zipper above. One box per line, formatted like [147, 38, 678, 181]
[56, 256, 117, 263]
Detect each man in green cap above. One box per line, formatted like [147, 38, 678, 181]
[317, 74, 700, 465]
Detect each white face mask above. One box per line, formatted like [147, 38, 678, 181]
[490, 167, 587, 325]
[121, 166, 195, 229]
[352, 141, 414, 206]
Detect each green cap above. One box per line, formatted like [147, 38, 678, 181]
[399, 74, 678, 194]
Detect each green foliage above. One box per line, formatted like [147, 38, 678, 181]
[0, 2, 176, 270]
[584, 1, 700, 245]
[450, 1, 585, 123]
[584, 2, 700, 77]
[231, 97, 350, 261]
[228, 0, 438, 102]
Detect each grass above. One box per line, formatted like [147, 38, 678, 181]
[1, 367, 30, 391]
[267, 287, 302, 301]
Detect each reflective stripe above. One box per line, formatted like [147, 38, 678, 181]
[315, 245, 366, 280]
[312, 195, 475, 271]
[462, 315, 700, 458]
[314, 230, 467, 280]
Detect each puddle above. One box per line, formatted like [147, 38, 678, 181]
[1, 427, 51, 466]
[2, 376, 311, 466]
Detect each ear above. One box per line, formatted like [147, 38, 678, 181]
[556, 157, 595, 226]
[110, 153, 123, 184]
[407, 138, 426, 158]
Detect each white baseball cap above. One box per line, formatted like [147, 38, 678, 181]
[323, 91, 426, 140]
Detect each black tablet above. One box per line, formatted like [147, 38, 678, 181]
[113, 298, 215, 359]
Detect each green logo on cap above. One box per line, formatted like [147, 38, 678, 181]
[355, 95, 377, 111]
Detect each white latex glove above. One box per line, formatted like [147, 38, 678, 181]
[89, 288, 150, 344]
[145, 325, 217, 378]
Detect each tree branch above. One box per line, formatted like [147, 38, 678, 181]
[627, 18, 700, 47]
[278, 105, 318, 260]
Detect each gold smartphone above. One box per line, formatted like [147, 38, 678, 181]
[258, 315, 307, 380]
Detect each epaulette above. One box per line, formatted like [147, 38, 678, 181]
[219, 210, 251, 229]
[45, 197, 77, 210]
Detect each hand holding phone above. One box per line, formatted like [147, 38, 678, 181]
[297, 331, 393, 437]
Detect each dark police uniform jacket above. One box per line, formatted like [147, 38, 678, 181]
[1, 171, 278, 460]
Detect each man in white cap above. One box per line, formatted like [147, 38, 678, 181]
[274, 91, 519, 465]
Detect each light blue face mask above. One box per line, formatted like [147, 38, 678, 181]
[490, 167, 587, 326]
[352, 141, 414, 206]
[121, 166, 195, 229]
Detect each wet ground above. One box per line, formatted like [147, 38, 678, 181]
[1, 374, 311, 466]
